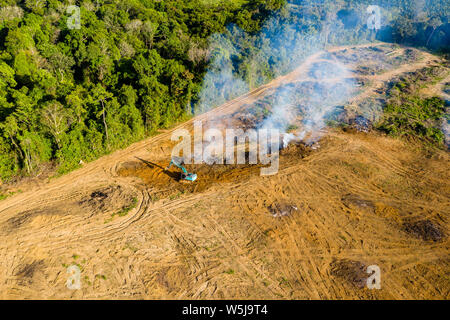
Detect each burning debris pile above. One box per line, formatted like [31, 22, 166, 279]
[341, 194, 375, 212]
[308, 61, 347, 80]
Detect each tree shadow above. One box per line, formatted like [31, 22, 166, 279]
[135, 157, 181, 181]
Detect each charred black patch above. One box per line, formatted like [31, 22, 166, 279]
[268, 202, 298, 218]
[15, 260, 45, 285]
[342, 194, 375, 212]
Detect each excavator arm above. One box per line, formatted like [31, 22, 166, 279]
[166, 160, 188, 174]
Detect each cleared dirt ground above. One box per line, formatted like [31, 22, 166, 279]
[0, 42, 448, 299]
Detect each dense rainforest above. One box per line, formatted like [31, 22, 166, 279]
[0, 0, 448, 181]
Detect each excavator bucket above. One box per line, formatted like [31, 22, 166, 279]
[181, 173, 197, 182]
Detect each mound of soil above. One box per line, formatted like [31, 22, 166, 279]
[268, 202, 298, 218]
[15, 260, 45, 285]
[403, 220, 444, 242]
[235, 112, 265, 130]
[309, 61, 346, 80]
[79, 185, 135, 216]
[279, 142, 311, 157]
[342, 194, 375, 212]
[330, 259, 368, 288]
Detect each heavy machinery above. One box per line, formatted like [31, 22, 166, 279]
[165, 156, 197, 182]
